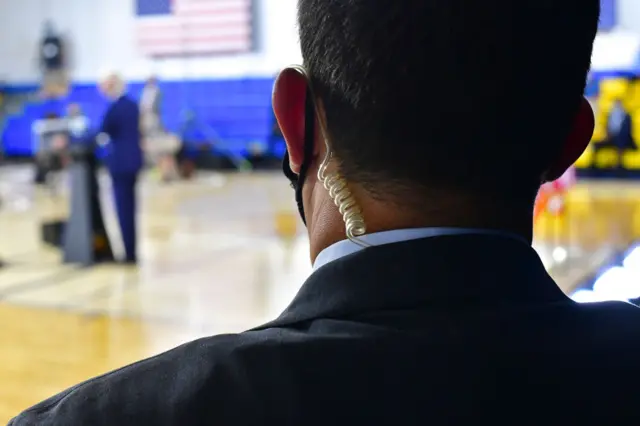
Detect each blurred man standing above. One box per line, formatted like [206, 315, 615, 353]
[140, 75, 162, 136]
[141, 75, 177, 181]
[66, 103, 90, 140]
[99, 72, 142, 264]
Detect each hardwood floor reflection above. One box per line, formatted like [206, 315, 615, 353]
[0, 165, 638, 422]
[0, 304, 190, 421]
[535, 182, 640, 289]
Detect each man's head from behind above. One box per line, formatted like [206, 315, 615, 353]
[274, 0, 599, 254]
[98, 71, 125, 100]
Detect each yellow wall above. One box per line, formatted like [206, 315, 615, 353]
[535, 183, 640, 246]
[576, 78, 640, 170]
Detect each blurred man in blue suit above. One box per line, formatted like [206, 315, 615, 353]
[98, 72, 142, 264]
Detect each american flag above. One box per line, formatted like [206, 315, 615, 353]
[135, 0, 254, 56]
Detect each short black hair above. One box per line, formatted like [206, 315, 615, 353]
[298, 0, 599, 202]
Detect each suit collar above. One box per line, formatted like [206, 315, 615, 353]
[254, 234, 569, 330]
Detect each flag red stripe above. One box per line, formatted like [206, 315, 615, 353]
[138, 34, 250, 44]
[136, 0, 252, 56]
[138, 42, 251, 55]
[138, 19, 249, 30]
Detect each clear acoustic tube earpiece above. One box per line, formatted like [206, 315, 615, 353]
[317, 152, 370, 247]
[290, 64, 371, 248]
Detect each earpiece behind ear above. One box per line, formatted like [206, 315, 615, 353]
[543, 97, 594, 182]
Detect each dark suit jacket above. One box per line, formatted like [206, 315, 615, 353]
[101, 95, 143, 175]
[9, 235, 640, 425]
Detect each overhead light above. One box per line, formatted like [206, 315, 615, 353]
[570, 243, 640, 304]
[592, 267, 636, 301]
[552, 246, 568, 264]
[570, 289, 620, 303]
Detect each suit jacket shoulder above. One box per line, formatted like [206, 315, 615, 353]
[117, 95, 138, 113]
[8, 332, 276, 426]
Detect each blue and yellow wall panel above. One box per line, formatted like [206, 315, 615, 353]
[576, 76, 640, 176]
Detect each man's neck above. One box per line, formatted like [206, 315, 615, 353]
[308, 193, 534, 263]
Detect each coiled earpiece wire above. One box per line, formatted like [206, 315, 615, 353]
[290, 65, 371, 248]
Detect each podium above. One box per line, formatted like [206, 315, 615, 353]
[62, 144, 114, 265]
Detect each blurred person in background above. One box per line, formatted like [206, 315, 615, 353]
[66, 103, 90, 141]
[39, 20, 66, 98]
[606, 77, 637, 173]
[13, 1, 640, 425]
[140, 75, 162, 136]
[140, 75, 177, 181]
[32, 112, 69, 185]
[97, 72, 142, 265]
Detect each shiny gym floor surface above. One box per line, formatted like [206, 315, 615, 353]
[0, 164, 639, 422]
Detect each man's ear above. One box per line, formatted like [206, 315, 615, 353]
[273, 68, 309, 174]
[544, 97, 594, 182]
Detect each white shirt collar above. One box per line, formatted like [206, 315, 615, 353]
[313, 227, 527, 270]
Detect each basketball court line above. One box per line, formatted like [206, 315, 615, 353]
[1, 290, 265, 335]
[0, 266, 86, 299]
[0, 234, 297, 327]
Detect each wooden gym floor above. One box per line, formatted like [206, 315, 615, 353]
[0, 164, 639, 422]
